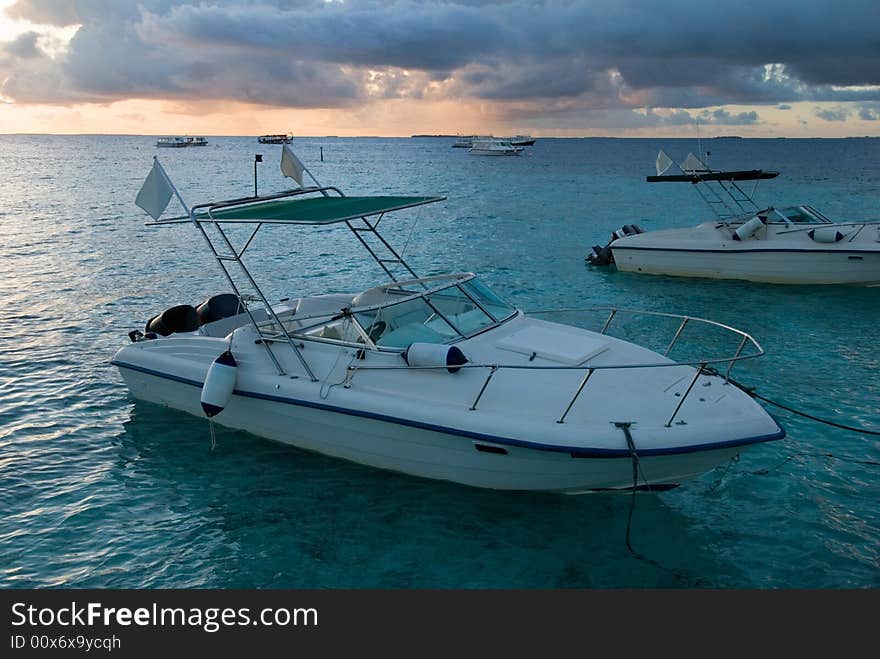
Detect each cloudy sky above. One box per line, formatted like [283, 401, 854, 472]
[0, 0, 878, 136]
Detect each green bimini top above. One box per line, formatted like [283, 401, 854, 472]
[195, 195, 445, 224]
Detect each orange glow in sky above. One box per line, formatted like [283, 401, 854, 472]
[1, 0, 878, 138]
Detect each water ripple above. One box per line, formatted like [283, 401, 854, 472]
[0, 135, 877, 588]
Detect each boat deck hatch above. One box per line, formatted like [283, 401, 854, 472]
[496, 325, 609, 365]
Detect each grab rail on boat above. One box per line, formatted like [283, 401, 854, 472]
[774, 220, 880, 235]
[345, 307, 764, 428]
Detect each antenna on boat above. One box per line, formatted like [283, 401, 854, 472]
[695, 121, 706, 168]
[254, 153, 263, 197]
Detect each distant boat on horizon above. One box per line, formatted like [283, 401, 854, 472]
[258, 133, 293, 144]
[454, 134, 537, 148]
[156, 136, 208, 148]
[505, 135, 537, 146]
[468, 138, 523, 156]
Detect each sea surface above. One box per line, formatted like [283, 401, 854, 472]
[0, 135, 877, 588]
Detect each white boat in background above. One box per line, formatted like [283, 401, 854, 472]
[452, 135, 476, 148]
[587, 151, 880, 285]
[469, 138, 524, 156]
[156, 136, 208, 148]
[114, 147, 783, 494]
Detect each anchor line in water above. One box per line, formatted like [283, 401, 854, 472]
[710, 370, 880, 438]
[617, 422, 648, 557]
[614, 422, 701, 584]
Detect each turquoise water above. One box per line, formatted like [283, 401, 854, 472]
[0, 135, 877, 588]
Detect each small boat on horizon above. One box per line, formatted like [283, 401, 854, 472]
[506, 135, 536, 146]
[156, 136, 208, 148]
[468, 138, 524, 156]
[258, 133, 293, 144]
[587, 151, 880, 285]
[452, 135, 479, 148]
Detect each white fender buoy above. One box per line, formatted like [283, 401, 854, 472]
[732, 215, 766, 241]
[201, 350, 237, 417]
[402, 343, 468, 373]
[808, 227, 845, 243]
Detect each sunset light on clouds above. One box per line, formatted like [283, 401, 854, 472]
[0, 0, 878, 137]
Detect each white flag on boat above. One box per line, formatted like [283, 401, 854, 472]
[135, 158, 174, 220]
[655, 150, 673, 176]
[280, 143, 305, 187]
[680, 152, 707, 173]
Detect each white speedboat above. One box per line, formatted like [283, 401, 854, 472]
[113, 150, 783, 493]
[587, 151, 880, 285]
[469, 138, 523, 156]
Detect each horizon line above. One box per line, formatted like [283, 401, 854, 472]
[1, 132, 878, 140]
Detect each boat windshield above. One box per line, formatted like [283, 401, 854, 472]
[352, 276, 516, 349]
[772, 206, 831, 224]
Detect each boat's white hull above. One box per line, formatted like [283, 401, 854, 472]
[609, 216, 880, 285]
[612, 246, 880, 285]
[116, 365, 744, 493]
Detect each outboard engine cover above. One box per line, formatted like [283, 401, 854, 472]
[146, 305, 200, 336]
[611, 224, 645, 241]
[402, 343, 468, 373]
[587, 244, 615, 266]
[196, 294, 243, 325]
[586, 225, 642, 265]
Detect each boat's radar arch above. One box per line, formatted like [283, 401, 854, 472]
[133, 152, 450, 381]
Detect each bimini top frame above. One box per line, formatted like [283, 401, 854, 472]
[648, 150, 780, 221]
[142, 166, 445, 380]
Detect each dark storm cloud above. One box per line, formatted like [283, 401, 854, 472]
[706, 109, 759, 125]
[858, 105, 879, 121]
[501, 105, 761, 132]
[458, 59, 611, 100]
[2, 31, 41, 58]
[814, 107, 851, 122]
[138, 1, 503, 71]
[2, 0, 878, 121]
[655, 108, 759, 127]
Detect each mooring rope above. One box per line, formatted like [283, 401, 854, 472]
[613, 422, 703, 584]
[704, 369, 880, 438]
[745, 388, 880, 437]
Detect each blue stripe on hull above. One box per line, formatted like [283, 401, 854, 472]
[112, 360, 786, 458]
[613, 246, 879, 255]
